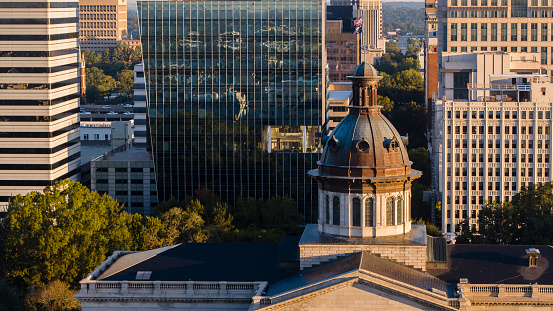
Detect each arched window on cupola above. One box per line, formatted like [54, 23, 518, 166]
[325, 195, 330, 224]
[386, 197, 394, 226]
[333, 196, 340, 225]
[365, 198, 374, 227]
[397, 196, 404, 224]
[352, 197, 361, 226]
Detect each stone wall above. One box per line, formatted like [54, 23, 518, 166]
[276, 283, 442, 311]
[300, 244, 427, 271]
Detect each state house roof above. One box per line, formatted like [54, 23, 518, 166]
[98, 243, 294, 284]
[428, 245, 553, 285]
[267, 251, 455, 297]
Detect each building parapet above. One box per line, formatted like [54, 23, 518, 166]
[459, 283, 553, 299]
[467, 83, 532, 91]
[77, 279, 267, 300]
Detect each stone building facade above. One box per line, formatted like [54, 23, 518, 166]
[79, 0, 127, 52]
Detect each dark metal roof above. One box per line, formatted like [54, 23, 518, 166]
[352, 62, 379, 78]
[427, 237, 448, 262]
[428, 245, 553, 285]
[279, 236, 300, 262]
[100, 243, 294, 284]
[317, 108, 414, 179]
[359, 252, 455, 297]
[266, 253, 362, 296]
[266, 251, 455, 297]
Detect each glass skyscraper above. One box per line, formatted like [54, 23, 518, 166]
[138, 0, 324, 221]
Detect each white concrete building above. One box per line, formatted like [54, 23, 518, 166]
[81, 122, 112, 142]
[430, 52, 553, 239]
[0, 0, 81, 206]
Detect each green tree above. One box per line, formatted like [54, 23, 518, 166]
[26, 280, 80, 311]
[377, 95, 394, 114]
[160, 207, 209, 244]
[142, 216, 167, 250]
[81, 49, 100, 67]
[374, 54, 398, 75]
[394, 69, 423, 90]
[408, 147, 431, 187]
[404, 44, 421, 59]
[382, 4, 425, 36]
[85, 67, 117, 102]
[116, 69, 134, 95]
[412, 219, 442, 237]
[234, 198, 262, 229]
[0, 180, 143, 289]
[392, 101, 426, 148]
[456, 182, 553, 245]
[397, 57, 420, 72]
[385, 41, 402, 62]
[0, 279, 26, 311]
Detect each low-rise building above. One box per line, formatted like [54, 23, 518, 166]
[326, 82, 353, 133]
[90, 147, 157, 215]
[80, 120, 134, 146]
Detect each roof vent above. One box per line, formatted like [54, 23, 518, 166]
[135, 271, 152, 280]
[526, 248, 540, 267]
[459, 278, 469, 284]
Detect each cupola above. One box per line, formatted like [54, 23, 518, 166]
[308, 62, 422, 238]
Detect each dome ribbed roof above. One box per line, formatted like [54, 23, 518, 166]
[352, 62, 379, 78]
[318, 107, 413, 178]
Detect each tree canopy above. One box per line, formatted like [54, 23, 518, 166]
[0, 180, 162, 290]
[85, 67, 117, 101]
[456, 182, 553, 245]
[382, 3, 425, 36]
[82, 43, 142, 103]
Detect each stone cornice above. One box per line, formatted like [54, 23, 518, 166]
[78, 297, 253, 304]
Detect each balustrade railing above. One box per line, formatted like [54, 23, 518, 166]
[81, 280, 264, 297]
[463, 284, 553, 298]
[467, 83, 532, 90]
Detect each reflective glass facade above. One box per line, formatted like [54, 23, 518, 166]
[138, 0, 324, 221]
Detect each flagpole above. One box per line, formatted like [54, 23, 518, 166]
[358, 31, 361, 65]
[353, 16, 363, 64]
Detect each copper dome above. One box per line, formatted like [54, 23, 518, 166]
[315, 62, 418, 180]
[351, 62, 379, 78]
[319, 106, 414, 178]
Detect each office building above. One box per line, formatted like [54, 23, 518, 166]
[0, 0, 82, 207]
[326, 6, 359, 82]
[425, 0, 439, 130]
[79, 0, 127, 52]
[137, 0, 325, 221]
[90, 147, 157, 216]
[436, 0, 553, 81]
[133, 63, 147, 148]
[328, 0, 386, 60]
[430, 51, 553, 239]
